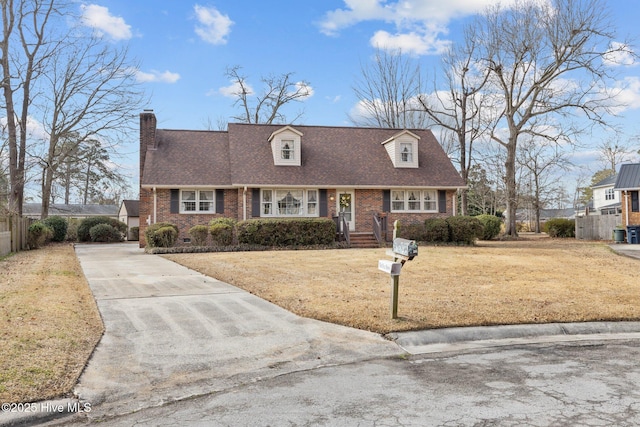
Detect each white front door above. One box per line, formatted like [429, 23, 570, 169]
[337, 190, 355, 231]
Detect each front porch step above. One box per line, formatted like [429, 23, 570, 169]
[348, 232, 380, 249]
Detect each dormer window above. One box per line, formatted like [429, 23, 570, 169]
[381, 130, 419, 168]
[281, 140, 294, 160]
[269, 126, 303, 166]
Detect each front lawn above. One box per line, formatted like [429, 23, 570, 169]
[164, 236, 640, 334]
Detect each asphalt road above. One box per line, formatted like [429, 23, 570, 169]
[49, 337, 640, 426]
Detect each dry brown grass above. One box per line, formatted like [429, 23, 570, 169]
[0, 244, 104, 403]
[164, 236, 640, 334]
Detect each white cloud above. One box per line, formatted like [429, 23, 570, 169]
[319, 0, 518, 56]
[612, 76, 640, 111]
[194, 5, 234, 45]
[136, 70, 180, 84]
[603, 41, 636, 67]
[293, 81, 314, 99]
[80, 4, 132, 40]
[219, 80, 253, 98]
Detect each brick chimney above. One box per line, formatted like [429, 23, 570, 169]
[139, 109, 157, 183]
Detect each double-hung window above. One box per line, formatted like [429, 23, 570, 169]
[400, 143, 413, 163]
[181, 190, 214, 213]
[391, 189, 438, 212]
[281, 140, 294, 160]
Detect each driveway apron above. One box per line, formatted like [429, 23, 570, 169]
[74, 243, 400, 418]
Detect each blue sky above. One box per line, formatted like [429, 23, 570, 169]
[78, 0, 640, 199]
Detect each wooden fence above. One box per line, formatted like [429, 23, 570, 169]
[575, 214, 621, 241]
[0, 215, 31, 257]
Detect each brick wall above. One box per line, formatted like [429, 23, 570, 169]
[621, 190, 640, 225]
[139, 188, 238, 247]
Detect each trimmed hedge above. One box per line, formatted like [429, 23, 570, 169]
[144, 222, 179, 248]
[424, 218, 449, 243]
[210, 223, 234, 246]
[544, 218, 575, 238]
[28, 222, 53, 249]
[445, 216, 483, 244]
[476, 214, 502, 240]
[77, 216, 127, 242]
[89, 224, 123, 242]
[130, 226, 139, 241]
[43, 216, 68, 242]
[189, 225, 210, 246]
[237, 218, 336, 246]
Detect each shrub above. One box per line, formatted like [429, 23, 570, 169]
[77, 216, 127, 242]
[237, 218, 336, 246]
[209, 223, 234, 246]
[476, 214, 502, 240]
[27, 222, 53, 249]
[424, 218, 450, 243]
[446, 215, 483, 245]
[209, 217, 238, 227]
[144, 222, 179, 248]
[397, 222, 427, 242]
[66, 218, 79, 241]
[130, 226, 139, 241]
[544, 218, 575, 238]
[42, 216, 68, 242]
[89, 224, 123, 243]
[189, 225, 210, 246]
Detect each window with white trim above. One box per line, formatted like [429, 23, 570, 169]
[180, 190, 214, 213]
[281, 140, 294, 160]
[605, 188, 615, 200]
[261, 189, 319, 217]
[400, 143, 413, 163]
[391, 189, 438, 212]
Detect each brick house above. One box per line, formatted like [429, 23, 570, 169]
[139, 110, 465, 247]
[615, 163, 640, 226]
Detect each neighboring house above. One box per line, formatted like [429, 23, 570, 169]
[138, 110, 466, 247]
[118, 199, 140, 240]
[614, 163, 640, 226]
[23, 203, 118, 220]
[592, 173, 621, 215]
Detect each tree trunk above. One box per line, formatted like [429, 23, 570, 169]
[504, 139, 518, 237]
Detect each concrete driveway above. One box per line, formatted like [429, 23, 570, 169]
[73, 243, 400, 419]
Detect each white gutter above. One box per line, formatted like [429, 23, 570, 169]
[243, 186, 247, 221]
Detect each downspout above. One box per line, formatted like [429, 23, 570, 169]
[243, 186, 247, 221]
[153, 187, 157, 224]
[453, 190, 457, 216]
[625, 191, 629, 227]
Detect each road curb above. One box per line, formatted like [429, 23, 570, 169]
[0, 398, 90, 427]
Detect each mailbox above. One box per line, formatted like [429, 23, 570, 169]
[392, 238, 418, 260]
[378, 259, 402, 276]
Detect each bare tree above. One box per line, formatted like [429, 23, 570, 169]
[1, 0, 59, 215]
[350, 48, 429, 128]
[418, 26, 491, 215]
[597, 137, 635, 172]
[37, 35, 144, 217]
[517, 136, 571, 232]
[473, 0, 632, 236]
[224, 65, 312, 124]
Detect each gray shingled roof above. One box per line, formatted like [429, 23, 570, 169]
[121, 200, 139, 217]
[592, 173, 617, 188]
[23, 203, 118, 218]
[142, 124, 465, 189]
[614, 163, 640, 191]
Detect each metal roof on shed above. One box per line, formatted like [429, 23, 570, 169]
[614, 163, 640, 191]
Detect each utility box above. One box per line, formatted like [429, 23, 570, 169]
[627, 225, 640, 244]
[392, 238, 418, 259]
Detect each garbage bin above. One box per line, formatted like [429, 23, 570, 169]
[627, 225, 640, 244]
[613, 228, 626, 243]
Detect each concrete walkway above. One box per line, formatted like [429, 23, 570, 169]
[72, 244, 400, 419]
